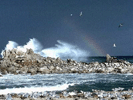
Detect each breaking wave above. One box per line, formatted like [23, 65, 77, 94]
[0, 84, 72, 94]
[1, 38, 89, 61]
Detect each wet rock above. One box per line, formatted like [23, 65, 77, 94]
[113, 68, 121, 73]
[0, 73, 2, 77]
[95, 69, 104, 73]
[0, 95, 6, 99]
[91, 93, 98, 98]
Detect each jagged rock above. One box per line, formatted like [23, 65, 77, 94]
[48, 65, 55, 70]
[27, 67, 37, 75]
[7, 66, 16, 74]
[106, 54, 112, 62]
[0, 73, 2, 77]
[19, 67, 28, 74]
[70, 67, 78, 73]
[37, 66, 50, 74]
[0, 49, 133, 75]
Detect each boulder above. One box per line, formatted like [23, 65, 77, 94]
[37, 66, 50, 74]
[106, 54, 112, 62]
[27, 67, 37, 75]
[7, 66, 16, 74]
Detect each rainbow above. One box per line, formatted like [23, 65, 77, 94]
[61, 17, 106, 56]
[81, 34, 106, 56]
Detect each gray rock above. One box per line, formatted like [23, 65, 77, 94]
[27, 67, 37, 75]
[38, 66, 50, 74]
[106, 54, 111, 62]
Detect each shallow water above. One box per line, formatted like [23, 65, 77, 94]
[0, 73, 133, 94]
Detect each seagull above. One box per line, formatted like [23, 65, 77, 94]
[80, 11, 82, 16]
[118, 23, 123, 28]
[113, 43, 116, 48]
[70, 14, 73, 16]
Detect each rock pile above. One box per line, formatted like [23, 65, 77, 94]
[0, 49, 133, 75]
[1, 87, 133, 100]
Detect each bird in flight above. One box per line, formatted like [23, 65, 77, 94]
[118, 23, 123, 28]
[113, 43, 116, 48]
[80, 11, 82, 16]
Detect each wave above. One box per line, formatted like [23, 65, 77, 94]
[1, 38, 89, 61]
[0, 83, 74, 94]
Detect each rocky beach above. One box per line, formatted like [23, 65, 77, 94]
[1, 49, 133, 100]
[0, 49, 133, 75]
[1, 87, 133, 100]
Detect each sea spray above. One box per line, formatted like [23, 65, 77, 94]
[42, 40, 89, 61]
[1, 38, 89, 61]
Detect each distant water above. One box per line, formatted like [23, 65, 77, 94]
[0, 73, 133, 94]
[87, 56, 133, 63]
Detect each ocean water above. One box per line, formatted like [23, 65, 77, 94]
[0, 73, 133, 94]
[87, 56, 133, 63]
[1, 38, 133, 94]
[1, 56, 133, 94]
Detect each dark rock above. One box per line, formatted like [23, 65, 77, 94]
[91, 93, 98, 98]
[95, 69, 104, 73]
[114, 68, 121, 73]
[0, 95, 6, 99]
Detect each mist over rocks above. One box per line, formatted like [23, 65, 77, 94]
[0, 49, 133, 75]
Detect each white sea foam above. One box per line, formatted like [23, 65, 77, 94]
[1, 38, 89, 61]
[0, 73, 133, 95]
[0, 83, 74, 95]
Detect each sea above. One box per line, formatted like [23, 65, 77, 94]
[0, 38, 133, 95]
[0, 56, 133, 95]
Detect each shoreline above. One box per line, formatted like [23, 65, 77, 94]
[0, 73, 133, 99]
[0, 49, 133, 76]
[1, 87, 133, 100]
[0, 49, 133, 99]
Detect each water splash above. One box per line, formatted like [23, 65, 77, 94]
[1, 38, 89, 61]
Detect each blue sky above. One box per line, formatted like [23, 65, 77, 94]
[0, 0, 133, 56]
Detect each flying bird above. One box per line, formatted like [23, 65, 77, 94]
[113, 43, 116, 48]
[80, 11, 82, 16]
[118, 23, 123, 28]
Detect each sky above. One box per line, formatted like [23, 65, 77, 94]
[0, 0, 133, 56]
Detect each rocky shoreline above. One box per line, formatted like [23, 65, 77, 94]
[1, 87, 133, 100]
[0, 49, 133, 75]
[0, 49, 133, 100]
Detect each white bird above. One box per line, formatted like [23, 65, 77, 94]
[80, 11, 82, 16]
[70, 14, 73, 16]
[113, 44, 116, 47]
[118, 23, 123, 28]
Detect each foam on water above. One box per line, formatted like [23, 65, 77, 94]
[1, 38, 89, 61]
[0, 74, 133, 94]
[0, 83, 74, 94]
